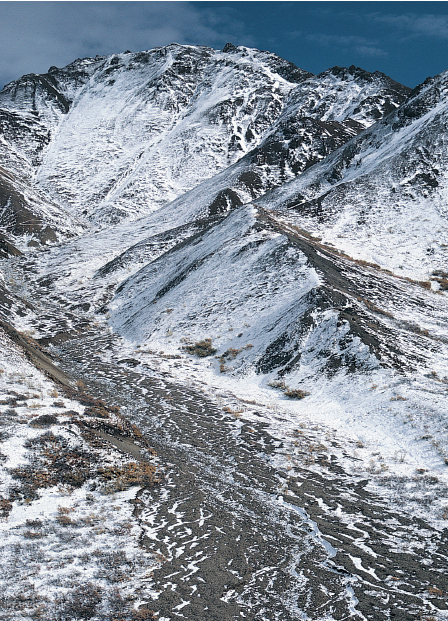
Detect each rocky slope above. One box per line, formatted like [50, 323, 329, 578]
[0, 44, 410, 239]
[1, 43, 448, 621]
[257, 69, 448, 280]
[177, 64, 412, 216]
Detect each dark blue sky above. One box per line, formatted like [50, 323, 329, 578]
[223, 1, 448, 87]
[1, 1, 447, 90]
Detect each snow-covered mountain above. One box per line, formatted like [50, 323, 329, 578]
[3, 41, 445, 382]
[0, 44, 410, 241]
[2, 43, 448, 621]
[0, 43, 312, 228]
[2, 41, 445, 378]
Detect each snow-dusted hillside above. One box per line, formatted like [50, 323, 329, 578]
[255, 69, 448, 280]
[0, 44, 313, 226]
[114, 63, 411, 226]
[109, 204, 375, 378]
[0, 165, 83, 247]
[0, 109, 84, 246]
[2, 44, 448, 621]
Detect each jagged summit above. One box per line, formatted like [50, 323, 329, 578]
[290, 65, 411, 127]
[0, 43, 316, 232]
[222, 42, 239, 53]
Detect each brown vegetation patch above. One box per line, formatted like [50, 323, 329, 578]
[182, 338, 217, 357]
[29, 413, 59, 427]
[269, 380, 310, 399]
[219, 343, 253, 362]
[98, 462, 158, 493]
[12, 431, 95, 495]
[0, 497, 12, 518]
[284, 388, 311, 399]
[431, 270, 448, 291]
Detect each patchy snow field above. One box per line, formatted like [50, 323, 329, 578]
[0, 328, 160, 620]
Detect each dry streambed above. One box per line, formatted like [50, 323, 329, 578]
[50, 327, 448, 621]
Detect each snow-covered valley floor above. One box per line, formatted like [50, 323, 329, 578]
[1, 232, 447, 620]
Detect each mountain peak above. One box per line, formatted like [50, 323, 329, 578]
[222, 42, 239, 53]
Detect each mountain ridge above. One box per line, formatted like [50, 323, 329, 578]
[0, 43, 410, 239]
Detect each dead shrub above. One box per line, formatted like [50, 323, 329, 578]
[56, 582, 102, 620]
[284, 388, 310, 399]
[23, 530, 44, 539]
[99, 462, 157, 492]
[418, 280, 431, 290]
[14, 433, 95, 492]
[182, 338, 216, 357]
[218, 343, 253, 367]
[56, 506, 75, 526]
[390, 394, 407, 401]
[268, 380, 286, 389]
[269, 380, 310, 399]
[84, 404, 110, 419]
[29, 414, 59, 427]
[220, 347, 241, 361]
[0, 498, 12, 518]
[133, 608, 156, 620]
[56, 515, 73, 526]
